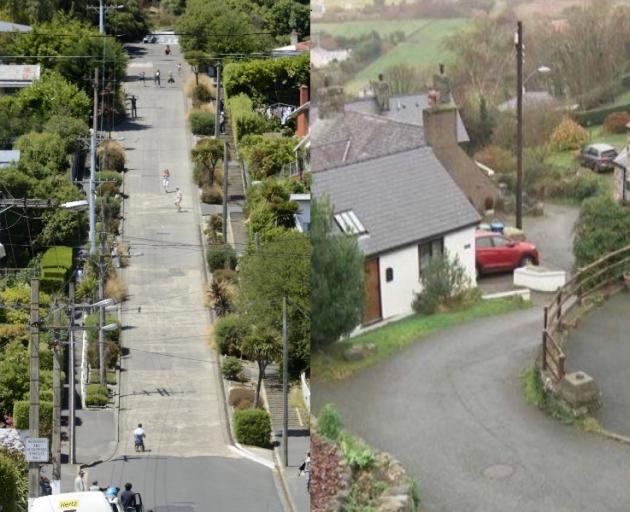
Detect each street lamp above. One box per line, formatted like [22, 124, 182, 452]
[523, 65, 551, 92]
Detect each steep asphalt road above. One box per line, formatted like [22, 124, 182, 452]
[91, 41, 284, 511]
[315, 307, 630, 511]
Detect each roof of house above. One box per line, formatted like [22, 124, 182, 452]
[0, 150, 20, 168]
[0, 20, 31, 33]
[344, 93, 470, 143]
[310, 110, 425, 172]
[312, 146, 481, 257]
[0, 65, 41, 88]
[497, 91, 555, 112]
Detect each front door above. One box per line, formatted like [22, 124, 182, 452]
[364, 258, 382, 324]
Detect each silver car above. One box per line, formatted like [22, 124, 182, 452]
[580, 143, 618, 172]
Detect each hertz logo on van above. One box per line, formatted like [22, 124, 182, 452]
[58, 499, 79, 508]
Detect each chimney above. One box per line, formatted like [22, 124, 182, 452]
[318, 84, 345, 119]
[422, 106, 458, 149]
[290, 30, 298, 47]
[297, 85, 309, 137]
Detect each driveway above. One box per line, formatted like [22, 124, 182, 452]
[478, 203, 579, 299]
[314, 306, 630, 511]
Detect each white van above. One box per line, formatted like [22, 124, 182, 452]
[31, 492, 120, 512]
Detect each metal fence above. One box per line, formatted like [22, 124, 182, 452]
[543, 245, 630, 382]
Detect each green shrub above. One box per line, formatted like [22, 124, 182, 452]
[86, 383, 109, 406]
[239, 134, 296, 180]
[340, 433, 376, 471]
[192, 83, 214, 105]
[98, 140, 126, 171]
[602, 111, 630, 134]
[0, 451, 19, 512]
[222, 356, 243, 380]
[87, 339, 120, 370]
[13, 400, 53, 438]
[206, 244, 237, 272]
[214, 314, 250, 356]
[412, 252, 471, 315]
[96, 170, 123, 186]
[201, 184, 223, 204]
[213, 268, 238, 285]
[189, 109, 215, 135]
[317, 403, 344, 442]
[549, 117, 589, 151]
[234, 409, 271, 447]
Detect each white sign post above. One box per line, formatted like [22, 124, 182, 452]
[24, 437, 49, 463]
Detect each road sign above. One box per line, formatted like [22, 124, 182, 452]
[24, 437, 49, 462]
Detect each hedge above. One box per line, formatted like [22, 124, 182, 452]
[221, 356, 243, 380]
[214, 314, 250, 356]
[13, 400, 53, 439]
[96, 170, 123, 186]
[574, 102, 630, 126]
[0, 452, 19, 512]
[207, 244, 237, 272]
[234, 409, 271, 447]
[223, 54, 309, 107]
[239, 134, 296, 180]
[86, 383, 108, 406]
[189, 110, 215, 136]
[41, 246, 73, 286]
[226, 94, 269, 145]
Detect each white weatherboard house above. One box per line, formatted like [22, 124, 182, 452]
[313, 147, 480, 324]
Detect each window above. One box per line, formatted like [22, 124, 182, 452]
[492, 236, 509, 247]
[385, 267, 394, 282]
[418, 237, 444, 276]
[334, 210, 367, 236]
[476, 236, 492, 248]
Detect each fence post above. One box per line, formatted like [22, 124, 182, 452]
[559, 354, 566, 380]
[542, 331, 547, 371]
[556, 291, 562, 323]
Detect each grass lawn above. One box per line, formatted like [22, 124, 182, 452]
[313, 18, 433, 39]
[545, 124, 628, 171]
[344, 18, 468, 96]
[312, 297, 530, 382]
[89, 370, 117, 385]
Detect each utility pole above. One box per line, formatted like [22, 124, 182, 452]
[28, 279, 40, 499]
[51, 300, 62, 492]
[222, 141, 228, 242]
[215, 62, 221, 138]
[68, 282, 76, 465]
[282, 295, 288, 467]
[89, 67, 99, 255]
[515, 21, 524, 230]
[98, 0, 104, 34]
[99, 233, 107, 385]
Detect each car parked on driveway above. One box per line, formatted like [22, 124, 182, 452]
[142, 34, 156, 43]
[475, 230, 539, 276]
[579, 143, 618, 172]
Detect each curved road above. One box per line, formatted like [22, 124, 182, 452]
[315, 307, 630, 511]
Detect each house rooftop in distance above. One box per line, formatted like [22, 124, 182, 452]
[0, 20, 32, 32]
[0, 65, 41, 88]
[312, 146, 480, 257]
[345, 92, 469, 143]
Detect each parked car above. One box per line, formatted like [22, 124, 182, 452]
[579, 143, 618, 172]
[32, 491, 144, 512]
[142, 34, 156, 43]
[475, 230, 539, 276]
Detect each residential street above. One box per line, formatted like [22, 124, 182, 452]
[64, 41, 284, 511]
[314, 306, 630, 511]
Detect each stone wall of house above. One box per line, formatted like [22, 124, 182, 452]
[423, 106, 499, 212]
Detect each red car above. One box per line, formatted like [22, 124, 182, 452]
[475, 230, 539, 276]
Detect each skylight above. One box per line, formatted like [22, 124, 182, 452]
[334, 210, 367, 235]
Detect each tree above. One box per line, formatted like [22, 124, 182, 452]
[265, 0, 310, 39]
[239, 134, 295, 180]
[44, 115, 90, 154]
[311, 197, 365, 349]
[183, 50, 213, 86]
[16, 131, 68, 179]
[0, 451, 20, 512]
[105, 0, 150, 43]
[383, 64, 421, 96]
[192, 138, 224, 186]
[238, 230, 310, 375]
[241, 326, 282, 408]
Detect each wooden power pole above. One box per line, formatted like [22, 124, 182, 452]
[99, 232, 107, 385]
[68, 282, 77, 465]
[52, 300, 62, 491]
[282, 295, 288, 467]
[28, 278, 40, 499]
[515, 21, 524, 229]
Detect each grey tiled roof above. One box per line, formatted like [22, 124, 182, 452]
[345, 93, 470, 142]
[312, 146, 481, 257]
[310, 111, 425, 172]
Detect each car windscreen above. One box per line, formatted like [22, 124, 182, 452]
[601, 150, 617, 159]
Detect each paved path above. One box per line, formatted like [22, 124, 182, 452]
[70, 41, 285, 511]
[567, 292, 630, 437]
[314, 307, 630, 511]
